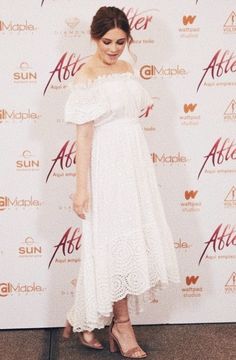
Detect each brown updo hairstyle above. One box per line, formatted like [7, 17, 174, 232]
[90, 6, 136, 61]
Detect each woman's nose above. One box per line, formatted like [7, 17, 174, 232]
[110, 43, 117, 52]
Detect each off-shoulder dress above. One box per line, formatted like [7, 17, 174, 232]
[64, 71, 180, 332]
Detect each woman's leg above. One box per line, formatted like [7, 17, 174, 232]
[63, 320, 103, 348]
[112, 297, 146, 357]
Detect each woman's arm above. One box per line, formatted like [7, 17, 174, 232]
[73, 121, 94, 219]
[75, 121, 94, 191]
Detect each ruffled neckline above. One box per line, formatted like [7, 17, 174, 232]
[70, 71, 136, 89]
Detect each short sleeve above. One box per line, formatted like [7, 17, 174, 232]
[64, 83, 109, 125]
[140, 86, 153, 110]
[132, 66, 153, 110]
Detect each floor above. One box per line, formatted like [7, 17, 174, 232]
[0, 323, 236, 360]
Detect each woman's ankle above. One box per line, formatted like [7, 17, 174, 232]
[114, 316, 130, 323]
[113, 319, 134, 336]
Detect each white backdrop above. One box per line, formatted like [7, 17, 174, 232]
[1, 0, 236, 329]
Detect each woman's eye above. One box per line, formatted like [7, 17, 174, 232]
[102, 41, 125, 45]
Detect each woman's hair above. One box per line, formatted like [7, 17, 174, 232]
[90, 6, 133, 49]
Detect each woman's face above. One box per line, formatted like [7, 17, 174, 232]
[95, 27, 127, 65]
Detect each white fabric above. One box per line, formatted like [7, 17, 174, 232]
[64, 72, 180, 332]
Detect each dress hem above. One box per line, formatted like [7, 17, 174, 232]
[67, 275, 180, 333]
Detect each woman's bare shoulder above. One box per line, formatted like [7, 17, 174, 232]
[118, 60, 134, 74]
[73, 64, 96, 85]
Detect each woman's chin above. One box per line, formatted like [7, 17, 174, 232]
[105, 54, 120, 64]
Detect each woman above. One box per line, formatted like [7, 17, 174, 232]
[63, 6, 180, 359]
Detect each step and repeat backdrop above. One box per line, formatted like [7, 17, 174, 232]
[1, 0, 236, 329]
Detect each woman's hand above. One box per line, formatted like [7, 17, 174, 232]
[72, 190, 90, 220]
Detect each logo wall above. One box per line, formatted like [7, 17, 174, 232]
[1, 0, 236, 328]
[180, 103, 200, 125]
[181, 190, 201, 212]
[48, 227, 82, 268]
[182, 276, 203, 297]
[54, 17, 86, 37]
[179, 15, 200, 38]
[140, 64, 187, 79]
[0, 20, 37, 33]
[197, 137, 236, 179]
[224, 100, 236, 121]
[16, 150, 40, 171]
[225, 273, 236, 294]
[224, 186, 236, 208]
[224, 12, 236, 34]
[151, 152, 190, 165]
[18, 237, 43, 258]
[198, 224, 236, 265]
[61, 279, 77, 298]
[0, 196, 42, 211]
[0, 282, 45, 297]
[13, 62, 37, 83]
[46, 140, 76, 182]
[44, 52, 86, 95]
[0, 109, 40, 124]
[175, 238, 192, 252]
[197, 50, 236, 91]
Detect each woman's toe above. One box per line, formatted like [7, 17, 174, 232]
[135, 349, 146, 357]
[94, 341, 103, 348]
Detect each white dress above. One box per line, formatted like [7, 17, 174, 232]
[64, 71, 180, 332]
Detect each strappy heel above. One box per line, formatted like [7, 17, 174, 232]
[62, 320, 72, 339]
[62, 320, 104, 350]
[109, 317, 147, 358]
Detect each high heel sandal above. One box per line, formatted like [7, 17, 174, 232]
[109, 317, 147, 359]
[62, 320, 104, 350]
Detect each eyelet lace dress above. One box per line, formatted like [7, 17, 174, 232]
[64, 71, 180, 332]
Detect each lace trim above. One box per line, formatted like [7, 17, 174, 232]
[66, 223, 180, 332]
[70, 71, 136, 89]
[67, 279, 179, 333]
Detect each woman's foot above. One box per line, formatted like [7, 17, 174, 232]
[62, 320, 103, 349]
[79, 331, 104, 349]
[111, 318, 147, 358]
[62, 320, 72, 339]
